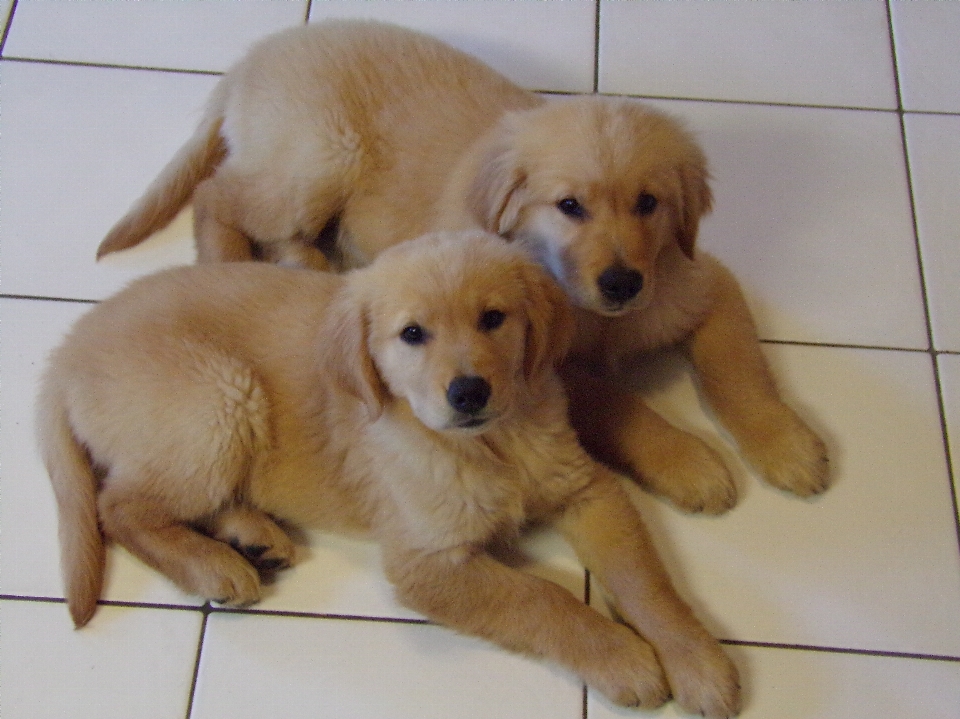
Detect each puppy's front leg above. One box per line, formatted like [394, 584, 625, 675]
[382, 542, 669, 709]
[555, 468, 741, 718]
[687, 260, 829, 497]
[563, 363, 737, 514]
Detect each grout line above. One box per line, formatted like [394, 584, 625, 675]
[759, 338, 929, 354]
[0, 54, 223, 77]
[303, 0, 314, 25]
[183, 605, 212, 719]
[209, 605, 433, 626]
[0, 293, 99, 304]
[0, 0, 18, 55]
[721, 638, 960, 664]
[0, 53, 956, 120]
[592, 0, 600, 95]
[884, 0, 960, 565]
[4, 593, 958, 664]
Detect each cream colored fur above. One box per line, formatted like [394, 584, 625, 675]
[97, 20, 829, 514]
[44, 231, 741, 717]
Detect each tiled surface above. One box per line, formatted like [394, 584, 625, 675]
[599, 0, 897, 109]
[890, 0, 960, 113]
[1, 3, 958, 719]
[904, 113, 960, 352]
[192, 613, 584, 719]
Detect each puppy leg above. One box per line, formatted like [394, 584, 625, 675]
[206, 505, 296, 574]
[383, 543, 669, 709]
[687, 263, 830, 497]
[556, 467, 741, 719]
[195, 168, 332, 270]
[563, 363, 737, 514]
[98, 484, 261, 606]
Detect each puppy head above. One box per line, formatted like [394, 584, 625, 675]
[468, 97, 712, 317]
[327, 231, 572, 434]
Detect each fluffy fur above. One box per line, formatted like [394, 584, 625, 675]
[98, 20, 829, 513]
[43, 231, 740, 717]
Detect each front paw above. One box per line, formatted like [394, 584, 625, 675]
[637, 433, 738, 515]
[660, 638, 742, 719]
[586, 625, 671, 710]
[742, 407, 830, 498]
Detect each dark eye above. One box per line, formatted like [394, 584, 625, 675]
[400, 324, 427, 345]
[636, 193, 658, 216]
[556, 197, 586, 220]
[478, 309, 506, 332]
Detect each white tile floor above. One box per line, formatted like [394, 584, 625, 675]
[1, 1, 958, 717]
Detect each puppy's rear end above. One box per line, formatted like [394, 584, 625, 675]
[35, 267, 284, 626]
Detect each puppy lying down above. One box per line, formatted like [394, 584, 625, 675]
[38, 231, 739, 717]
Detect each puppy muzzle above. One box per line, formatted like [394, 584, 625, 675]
[446, 375, 495, 430]
[596, 265, 644, 314]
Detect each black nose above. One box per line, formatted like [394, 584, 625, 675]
[597, 266, 643, 305]
[447, 376, 491, 415]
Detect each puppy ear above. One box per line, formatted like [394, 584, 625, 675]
[320, 287, 387, 421]
[521, 261, 576, 381]
[676, 162, 713, 260]
[467, 122, 527, 235]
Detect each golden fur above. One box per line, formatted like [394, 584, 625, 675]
[43, 231, 740, 717]
[98, 20, 829, 513]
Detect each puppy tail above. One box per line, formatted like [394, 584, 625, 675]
[96, 103, 227, 259]
[36, 380, 105, 628]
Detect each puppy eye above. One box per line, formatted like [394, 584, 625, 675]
[636, 193, 658, 216]
[556, 197, 586, 220]
[399, 324, 428, 345]
[478, 309, 506, 332]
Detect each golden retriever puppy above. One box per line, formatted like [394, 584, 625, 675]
[42, 231, 740, 717]
[97, 20, 829, 514]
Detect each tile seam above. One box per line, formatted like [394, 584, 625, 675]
[885, 0, 960, 565]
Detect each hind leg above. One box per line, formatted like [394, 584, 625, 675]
[98, 485, 261, 606]
[194, 166, 338, 270]
[193, 177, 258, 263]
[206, 505, 296, 574]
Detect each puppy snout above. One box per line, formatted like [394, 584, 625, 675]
[597, 265, 643, 306]
[447, 375, 491, 416]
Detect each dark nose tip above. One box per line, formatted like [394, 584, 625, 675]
[597, 266, 643, 305]
[447, 376, 491, 415]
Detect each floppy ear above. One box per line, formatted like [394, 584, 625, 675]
[521, 261, 576, 381]
[467, 122, 527, 235]
[319, 286, 387, 421]
[675, 161, 713, 260]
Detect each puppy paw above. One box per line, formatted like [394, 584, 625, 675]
[742, 408, 830, 498]
[638, 435, 738, 515]
[210, 506, 296, 574]
[661, 638, 742, 719]
[586, 626, 670, 710]
[194, 550, 262, 607]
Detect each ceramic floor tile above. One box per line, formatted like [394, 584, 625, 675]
[891, 0, 960, 113]
[0, 298, 203, 611]
[0, 600, 202, 719]
[192, 613, 584, 719]
[588, 645, 960, 719]
[308, 0, 596, 94]
[0, 61, 207, 301]
[251, 526, 584, 621]
[598, 0, 896, 109]
[3, 0, 307, 72]
[939, 353, 960, 496]
[905, 113, 960, 352]
[607, 344, 960, 656]
[649, 99, 926, 348]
